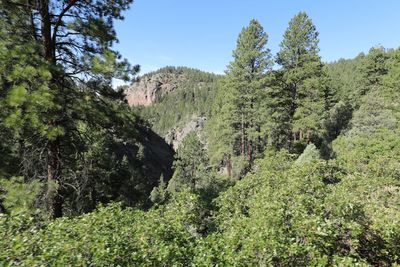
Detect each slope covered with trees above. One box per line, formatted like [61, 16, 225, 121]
[130, 66, 221, 137]
[1, 3, 399, 266]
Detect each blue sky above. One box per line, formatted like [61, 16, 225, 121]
[114, 0, 400, 76]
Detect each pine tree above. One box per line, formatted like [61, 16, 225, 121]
[359, 46, 389, 96]
[206, 82, 236, 176]
[208, 19, 272, 168]
[150, 174, 168, 204]
[273, 12, 331, 151]
[265, 70, 293, 150]
[167, 133, 208, 192]
[1, 0, 138, 218]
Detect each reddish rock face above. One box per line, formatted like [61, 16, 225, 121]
[125, 73, 182, 106]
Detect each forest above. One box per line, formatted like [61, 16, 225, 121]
[1, 1, 400, 266]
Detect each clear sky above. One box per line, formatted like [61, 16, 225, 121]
[114, 0, 400, 75]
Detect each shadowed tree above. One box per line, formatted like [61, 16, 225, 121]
[0, 0, 138, 218]
[167, 132, 209, 192]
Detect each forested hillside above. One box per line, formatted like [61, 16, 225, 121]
[127, 66, 221, 146]
[1, 1, 399, 266]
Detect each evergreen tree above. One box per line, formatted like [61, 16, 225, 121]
[265, 70, 293, 150]
[0, 0, 138, 218]
[150, 174, 168, 204]
[273, 12, 331, 151]
[359, 46, 389, 96]
[206, 80, 236, 176]
[208, 19, 272, 169]
[167, 133, 209, 192]
[294, 143, 320, 165]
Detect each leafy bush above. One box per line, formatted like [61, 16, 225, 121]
[0, 189, 203, 266]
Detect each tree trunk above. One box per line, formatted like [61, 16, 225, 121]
[191, 162, 196, 189]
[47, 138, 63, 219]
[40, 0, 53, 61]
[248, 140, 252, 163]
[306, 130, 312, 144]
[226, 154, 232, 177]
[40, 0, 63, 219]
[257, 125, 262, 153]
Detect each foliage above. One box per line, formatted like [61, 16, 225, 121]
[167, 133, 212, 194]
[206, 19, 272, 173]
[137, 67, 221, 136]
[1, 8, 400, 267]
[0, 0, 176, 218]
[272, 12, 333, 151]
[0, 177, 41, 216]
[0, 189, 204, 266]
[294, 143, 321, 165]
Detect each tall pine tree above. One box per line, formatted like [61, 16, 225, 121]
[1, 0, 138, 218]
[208, 19, 271, 171]
[272, 12, 331, 151]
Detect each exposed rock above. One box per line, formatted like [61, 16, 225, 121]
[165, 116, 206, 150]
[125, 72, 185, 106]
[125, 66, 220, 151]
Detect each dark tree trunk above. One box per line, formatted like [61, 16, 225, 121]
[257, 125, 262, 153]
[248, 140, 253, 163]
[40, 0, 53, 61]
[40, 0, 63, 219]
[47, 138, 63, 219]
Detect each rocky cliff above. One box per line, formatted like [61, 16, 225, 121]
[165, 116, 206, 150]
[125, 70, 186, 106]
[125, 66, 221, 150]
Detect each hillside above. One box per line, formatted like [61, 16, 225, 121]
[126, 66, 221, 148]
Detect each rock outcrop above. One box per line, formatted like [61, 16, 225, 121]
[125, 72, 185, 106]
[125, 66, 220, 150]
[165, 116, 206, 150]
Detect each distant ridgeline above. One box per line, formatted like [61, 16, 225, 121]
[125, 66, 222, 149]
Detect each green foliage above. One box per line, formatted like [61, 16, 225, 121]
[205, 154, 400, 266]
[0, 189, 206, 266]
[294, 143, 321, 165]
[168, 133, 210, 193]
[150, 174, 168, 204]
[1, 7, 400, 266]
[359, 46, 390, 96]
[276, 12, 319, 69]
[0, 12, 54, 139]
[0, 0, 170, 218]
[0, 177, 41, 216]
[206, 19, 272, 171]
[323, 100, 353, 142]
[324, 54, 365, 103]
[273, 12, 333, 151]
[205, 80, 236, 166]
[137, 67, 221, 136]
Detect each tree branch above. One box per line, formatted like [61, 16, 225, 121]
[51, 0, 79, 52]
